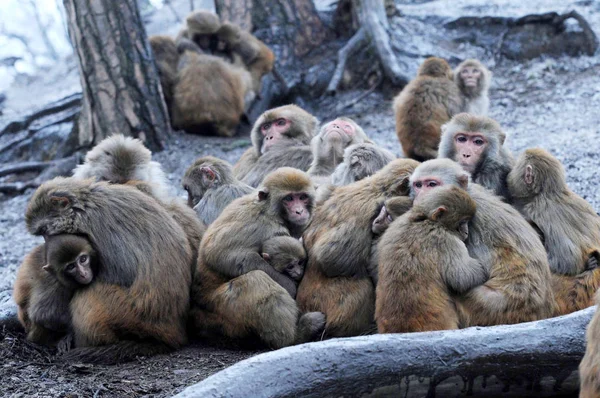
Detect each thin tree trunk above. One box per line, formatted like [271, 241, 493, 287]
[63, 0, 171, 151]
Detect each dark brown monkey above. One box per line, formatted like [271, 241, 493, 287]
[455, 59, 491, 116]
[507, 148, 600, 315]
[297, 159, 420, 337]
[14, 234, 96, 346]
[190, 168, 325, 348]
[234, 104, 319, 186]
[25, 178, 192, 364]
[438, 113, 514, 201]
[579, 291, 600, 398]
[149, 35, 179, 114]
[261, 236, 306, 286]
[393, 57, 463, 161]
[175, 10, 220, 54]
[377, 186, 488, 333]
[171, 51, 246, 136]
[331, 143, 395, 186]
[183, 156, 253, 225]
[410, 159, 555, 326]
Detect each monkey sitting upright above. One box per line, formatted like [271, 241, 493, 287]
[376, 186, 487, 333]
[454, 59, 491, 116]
[14, 234, 96, 346]
[261, 236, 307, 295]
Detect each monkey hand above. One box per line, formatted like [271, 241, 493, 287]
[57, 332, 75, 354]
[586, 253, 600, 271]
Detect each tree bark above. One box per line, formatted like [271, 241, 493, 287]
[63, 0, 171, 151]
[215, 0, 253, 31]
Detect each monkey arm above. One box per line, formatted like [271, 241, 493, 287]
[442, 243, 489, 295]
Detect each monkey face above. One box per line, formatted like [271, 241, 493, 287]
[260, 118, 291, 153]
[411, 177, 444, 202]
[282, 192, 312, 226]
[460, 66, 481, 88]
[285, 259, 305, 281]
[454, 132, 487, 173]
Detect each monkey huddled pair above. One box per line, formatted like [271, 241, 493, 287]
[149, 10, 274, 136]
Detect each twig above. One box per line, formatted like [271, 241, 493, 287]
[326, 28, 368, 95]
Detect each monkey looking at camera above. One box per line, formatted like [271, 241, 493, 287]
[14, 234, 96, 347]
[377, 186, 488, 333]
[455, 59, 491, 116]
[261, 236, 307, 292]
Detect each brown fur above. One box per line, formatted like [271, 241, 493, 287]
[331, 143, 396, 187]
[175, 11, 220, 55]
[297, 159, 420, 337]
[393, 57, 463, 161]
[190, 168, 325, 348]
[580, 292, 600, 398]
[376, 186, 487, 333]
[410, 159, 555, 326]
[508, 148, 600, 315]
[149, 35, 179, 114]
[454, 59, 491, 116]
[261, 236, 306, 289]
[25, 178, 192, 364]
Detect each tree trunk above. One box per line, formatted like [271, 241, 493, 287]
[215, 0, 253, 31]
[63, 0, 171, 151]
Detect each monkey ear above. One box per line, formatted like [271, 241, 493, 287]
[261, 253, 271, 262]
[258, 190, 269, 201]
[50, 194, 71, 209]
[457, 174, 469, 190]
[431, 206, 447, 221]
[201, 166, 216, 182]
[524, 165, 534, 185]
[391, 176, 411, 196]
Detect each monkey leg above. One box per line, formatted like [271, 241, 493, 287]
[551, 268, 600, 316]
[297, 267, 375, 337]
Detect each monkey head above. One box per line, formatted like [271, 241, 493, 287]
[455, 59, 491, 98]
[417, 57, 453, 80]
[312, 117, 371, 163]
[186, 11, 220, 50]
[409, 159, 470, 202]
[43, 234, 96, 288]
[372, 196, 414, 235]
[257, 168, 315, 237]
[251, 104, 319, 155]
[411, 185, 476, 241]
[347, 143, 394, 180]
[439, 113, 505, 175]
[183, 156, 235, 207]
[507, 148, 565, 199]
[261, 236, 306, 281]
[214, 23, 241, 53]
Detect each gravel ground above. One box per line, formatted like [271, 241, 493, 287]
[1, 0, 600, 396]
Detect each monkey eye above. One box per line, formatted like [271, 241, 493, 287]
[276, 119, 286, 126]
[66, 263, 76, 272]
[414, 182, 423, 188]
[287, 263, 295, 270]
[104, 150, 111, 156]
[474, 138, 485, 146]
[299, 193, 308, 201]
[78, 255, 88, 265]
[386, 215, 393, 222]
[426, 181, 438, 188]
[456, 135, 467, 143]
[283, 195, 293, 202]
[261, 122, 271, 131]
[183, 184, 190, 192]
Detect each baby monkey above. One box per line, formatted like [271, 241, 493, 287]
[261, 236, 306, 296]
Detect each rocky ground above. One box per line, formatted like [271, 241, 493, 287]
[1, 0, 600, 396]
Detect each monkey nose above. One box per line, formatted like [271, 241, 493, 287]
[463, 154, 471, 158]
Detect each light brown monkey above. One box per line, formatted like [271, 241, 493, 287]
[171, 51, 246, 137]
[14, 234, 96, 346]
[393, 57, 463, 161]
[175, 10, 220, 55]
[190, 168, 325, 348]
[149, 35, 179, 114]
[261, 236, 306, 286]
[234, 104, 319, 186]
[377, 186, 488, 333]
[182, 156, 253, 225]
[25, 178, 192, 364]
[579, 291, 600, 398]
[331, 143, 395, 186]
[438, 113, 514, 201]
[507, 148, 600, 315]
[410, 159, 555, 326]
[297, 159, 420, 337]
[214, 22, 275, 94]
[454, 59, 491, 116]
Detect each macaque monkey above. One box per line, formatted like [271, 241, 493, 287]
[307, 117, 372, 185]
[14, 234, 96, 346]
[297, 159, 420, 337]
[507, 148, 600, 315]
[190, 168, 325, 348]
[409, 159, 555, 326]
[331, 143, 395, 186]
[182, 156, 253, 225]
[26, 178, 193, 364]
[234, 104, 319, 186]
[176, 11, 220, 55]
[393, 57, 462, 161]
[172, 51, 246, 137]
[579, 291, 600, 398]
[438, 113, 514, 201]
[72, 134, 171, 201]
[149, 35, 180, 114]
[455, 59, 491, 116]
[377, 186, 488, 333]
[261, 236, 307, 290]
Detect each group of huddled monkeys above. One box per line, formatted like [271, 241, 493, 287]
[150, 10, 274, 136]
[10, 54, 600, 390]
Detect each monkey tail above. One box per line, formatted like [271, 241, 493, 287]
[60, 341, 173, 365]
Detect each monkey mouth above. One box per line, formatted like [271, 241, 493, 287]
[464, 79, 478, 87]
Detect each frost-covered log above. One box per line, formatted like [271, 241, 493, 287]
[176, 307, 594, 397]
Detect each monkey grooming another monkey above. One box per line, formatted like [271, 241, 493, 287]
[508, 148, 600, 315]
[190, 168, 325, 348]
[234, 104, 319, 186]
[297, 159, 419, 337]
[331, 143, 395, 187]
[455, 59, 491, 116]
[410, 159, 554, 326]
[377, 186, 487, 333]
[579, 291, 600, 397]
[438, 113, 514, 201]
[261, 236, 307, 291]
[176, 10, 220, 55]
[393, 57, 462, 161]
[183, 156, 253, 225]
[14, 234, 96, 347]
[26, 178, 193, 364]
